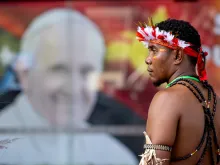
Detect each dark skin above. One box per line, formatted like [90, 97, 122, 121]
[145, 42, 220, 165]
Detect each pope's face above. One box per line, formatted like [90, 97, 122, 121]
[18, 23, 104, 127]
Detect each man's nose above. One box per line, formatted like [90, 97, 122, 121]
[145, 56, 152, 65]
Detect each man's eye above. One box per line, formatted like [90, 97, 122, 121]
[152, 49, 157, 53]
[148, 47, 158, 53]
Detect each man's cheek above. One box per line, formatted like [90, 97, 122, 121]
[153, 56, 157, 60]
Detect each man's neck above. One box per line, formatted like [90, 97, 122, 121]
[167, 70, 197, 84]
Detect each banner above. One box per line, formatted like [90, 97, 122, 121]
[0, 1, 218, 165]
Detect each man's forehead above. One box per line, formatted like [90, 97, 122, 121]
[148, 42, 167, 49]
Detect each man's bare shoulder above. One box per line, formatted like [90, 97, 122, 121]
[149, 85, 189, 114]
[146, 87, 183, 147]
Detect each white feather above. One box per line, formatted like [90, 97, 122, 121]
[144, 26, 154, 40]
[155, 27, 164, 38]
[178, 40, 190, 48]
[138, 26, 149, 39]
[141, 41, 149, 48]
[163, 31, 174, 44]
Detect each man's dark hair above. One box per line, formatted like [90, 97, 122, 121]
[155, 18, 201, 66]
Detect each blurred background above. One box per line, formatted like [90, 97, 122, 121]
[0, 0, 219, 165]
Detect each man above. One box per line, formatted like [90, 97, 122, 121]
[136, 18, 220, 165]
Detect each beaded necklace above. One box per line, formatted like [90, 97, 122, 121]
[166, 75, 200, 88]
[166, 76, 219, 165]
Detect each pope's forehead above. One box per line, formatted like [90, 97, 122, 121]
[24, 25, 104, 67]
[35, 46, 101, 68]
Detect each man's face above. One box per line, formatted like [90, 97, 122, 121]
[18, 24, 103, 127]
[145, 42, 174, 87]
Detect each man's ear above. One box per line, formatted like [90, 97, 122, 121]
[173, 48, 184, 65]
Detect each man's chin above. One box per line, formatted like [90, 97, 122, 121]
[150, 77, 163, 87]
[152, 81, 162, 87]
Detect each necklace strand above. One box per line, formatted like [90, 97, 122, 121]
[167, 77, 219, 164]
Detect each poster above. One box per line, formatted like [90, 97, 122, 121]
[0, 1, 218, 165]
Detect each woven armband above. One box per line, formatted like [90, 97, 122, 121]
[144, 144, 172, 152]
[139, 132, 171, 165]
